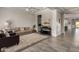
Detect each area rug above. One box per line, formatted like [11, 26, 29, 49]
[5, 33, 49, 52]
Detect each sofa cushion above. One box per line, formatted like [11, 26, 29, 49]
[13, 27, 33, 35]
[0, 34, 6, 38]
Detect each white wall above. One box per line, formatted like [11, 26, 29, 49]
[35, 8, 62, 37]
[64, 19, 72, 30]
[0, 7, 35, 29]
[35, 8, 52, 32]
[56, 11, 62, 35]
[64, 14, 77, 29]
[51, 9, 57, 37]
[51, 9, 62, 37]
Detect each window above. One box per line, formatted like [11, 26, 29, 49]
[76, 21, 79, 28]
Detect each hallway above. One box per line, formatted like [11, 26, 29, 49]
[21, 28, 79, 52]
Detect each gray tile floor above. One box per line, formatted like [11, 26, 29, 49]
[4, 28, 79, 52]
[21, 29, 79, 52]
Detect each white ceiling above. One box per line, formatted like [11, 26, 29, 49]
[24, 7, 79, 14]
[1, 7, 79, 14]
[56, 7, 79, 14]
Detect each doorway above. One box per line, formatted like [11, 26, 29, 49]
[37, 15, 42, 32]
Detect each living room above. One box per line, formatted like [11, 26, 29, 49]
[0, 7, 52, 52]
[0, 7, 68, 52]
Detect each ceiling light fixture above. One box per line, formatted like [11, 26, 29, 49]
[25, 8, 29, 11]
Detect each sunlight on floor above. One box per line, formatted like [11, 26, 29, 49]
[74, 29, 79, 46]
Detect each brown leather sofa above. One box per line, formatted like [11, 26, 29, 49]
[0, 34, 19, 51]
